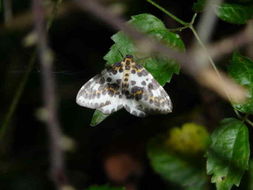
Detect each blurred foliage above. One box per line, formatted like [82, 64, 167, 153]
[147, 122, 209, 190]
[228, 53, 253, 113]
[215, 3, 253, 24]
[193, 0, 206, 12]
[193, 0, 253, 24]
[87, 185, 124, 190]
[165, 122, 210, 155]
[207, 118, 250, 190]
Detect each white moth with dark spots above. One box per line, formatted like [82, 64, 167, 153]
[76, 55, 172, 117]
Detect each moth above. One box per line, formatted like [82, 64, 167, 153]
[76, 55, 172, 117]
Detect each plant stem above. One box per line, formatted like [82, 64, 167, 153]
[169, 26, 189, 32]
[246, 118, 253, 127]
[147, 0, 188, 26]
[0, 55, 35, 141]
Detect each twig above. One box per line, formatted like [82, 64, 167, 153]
[207, 21, 253, 60]
[3, 0, 12, 24]
[0, 55, 35, 152]
[32, 0, 69, 189]
[75, 0, 247, 103]
[195, 0, 224, 44]
[147, 0, 188, 26]
[246, 118, 253, 128]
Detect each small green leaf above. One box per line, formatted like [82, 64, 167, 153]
[142, 57, 179, 85]
[104, 32, 134, 65]
[90, 110, 110, 127]
[87, 185, 124, 190]
[228, 52, 253, 113]
[193, 0, 207, 12]
[207, 118, 250, 190]
[148, 137, 207, 190]
[215, 3, 253, 24]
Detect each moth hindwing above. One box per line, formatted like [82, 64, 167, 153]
[76, 55, 172, 117]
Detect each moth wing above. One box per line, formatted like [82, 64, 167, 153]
[141, 77, 172, 114]
[123, 100, 147, 117]
[126, 65, 172, 116]
[76, 67, 124, 114]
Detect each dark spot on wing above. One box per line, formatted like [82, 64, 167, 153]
[106, 77, 112, 82]
[131, 86, 143, 94]
[114, 62, 122, 67]
[135, 64, 142, 70]
[122, 83, 129, 88]
[108, 83, 120, 90]
[135, 94, 142, 101]
[148, 83, 153, 90]
[112, 69, 117, 75]
[125, 55, 133, 59]
[99, 77, 105, 84]
[125, 65, 130, 70]
[116, 79, 122, 84]
[137, 69, 148, 77]
[141, 81, 146, 86]
[131, 81, 136, 85]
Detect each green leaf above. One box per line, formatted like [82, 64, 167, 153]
[207, 118, 250, 190]
[147, 29, 185, 51]
[87, 185, 124, 190]
[142, 57, 179, 85]
[148, 137, 207, 190]
[104, 13, 185, 82]
[90, 110, 110, 127]
[228, 52, 253, 113]
[193, 0, 207, 12]
[215, 3, 253, 24]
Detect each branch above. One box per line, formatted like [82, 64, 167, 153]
[207, 21, 253, 60]
[32, 0, 70, 189]
[3, 0, 13, 24]
[75, 0, 247, 103]
[194, 0, 224, 44]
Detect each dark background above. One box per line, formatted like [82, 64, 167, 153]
[0, 0, 244, 189]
